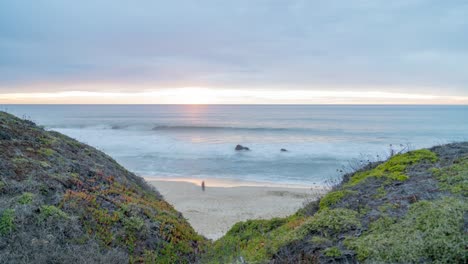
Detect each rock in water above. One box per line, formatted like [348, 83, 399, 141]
[235, 144, 250, 151]
[280, 148, 288, 152]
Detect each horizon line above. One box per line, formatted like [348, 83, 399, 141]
[1, 103, 467, 106]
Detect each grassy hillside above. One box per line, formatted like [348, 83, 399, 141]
[203, 144, 467, 263]
[0, 112, 206, 263]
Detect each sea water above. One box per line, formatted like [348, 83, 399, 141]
[5, 105, 468, 186]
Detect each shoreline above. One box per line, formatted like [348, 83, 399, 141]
[147, 178, 327, 240]
[143, 176, 324, 189]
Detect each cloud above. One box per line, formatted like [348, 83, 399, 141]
[0, 0, 467, 99]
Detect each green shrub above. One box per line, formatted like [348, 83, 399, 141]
[226, 217, 286, 239]
[38, 148, 55, 157]
[12, 157, 29, 166]
[373, 186, 387, 198]
[346, 197, 466, 263]
[204, 216, 306, 263]
[0, 209, 15, 235]
[39, 161, 51, 168]
[323, 246, 342, 257]
[348, 149, 437, 186]
[123, 216, 145, 232]
[431, 157, 468, 196]
[39, 136, 58, 146]
[40, 205, 68, 220]
[377, 202, 400, 213]
[310, 236, 331, 245]
[300, 208, 361, 236]
[319, 190, 357, 210]
[18, 192, 34, 204]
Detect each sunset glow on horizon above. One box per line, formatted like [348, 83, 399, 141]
[1, 87, 467, 105]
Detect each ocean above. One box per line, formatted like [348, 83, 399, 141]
[4, 105, 468, 186]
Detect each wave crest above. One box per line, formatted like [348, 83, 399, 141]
[151, 125, 289, 132]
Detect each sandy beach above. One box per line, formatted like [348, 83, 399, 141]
[148, 178, 326, 240]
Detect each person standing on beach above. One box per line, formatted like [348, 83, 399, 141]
[201, 181, 205, 191]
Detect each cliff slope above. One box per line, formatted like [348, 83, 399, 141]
[204, 143, 467, 263]
[0, 112, 205, 263]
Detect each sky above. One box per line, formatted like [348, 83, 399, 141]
[1, 0, 468, 104]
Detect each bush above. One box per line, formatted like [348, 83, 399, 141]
[18, 192, 34, 204]
[40, 205, 68, 220]
[346, 197, 467, 263]
[323, 246, 342, 257]
[310, 236, 331, 245]
[300, 208, 361, 236]
[431, 157, 468, 196]
[204, 216, 305, 263]
[319, 190, 356, 210]
[348, 149, 437, 186]
[0, 209, 15, 235]
[38, 148, 55, 157]
[123, 216, 145, 232]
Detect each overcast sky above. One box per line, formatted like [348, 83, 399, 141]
[1, 0, 468, 103]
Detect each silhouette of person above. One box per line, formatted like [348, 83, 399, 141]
[201, 181, 205, 191]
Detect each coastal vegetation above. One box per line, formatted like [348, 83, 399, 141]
[203, 141, 467, 263]
[0, 112, 205, 263]
[1, 111, 466, 263]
